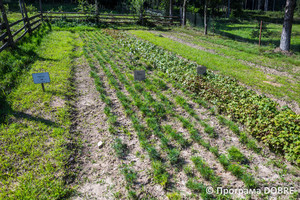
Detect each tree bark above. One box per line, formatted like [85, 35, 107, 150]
[227, 0, 230, 18]
[204, 0, 208, 34]
[279, 0, 296, 51]
[182, 0, 187, 26]
[264, 0, 268, 11]
[169, 0, 173, 16]
[258, 0, 261, 10]
[95, 0, 99, 15]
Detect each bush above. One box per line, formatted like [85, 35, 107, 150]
[250, 21, 273, 39]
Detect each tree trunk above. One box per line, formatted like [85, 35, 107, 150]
[252, 0, 255, 10]
[182, 0, 187, 26]
[258, 0, 261, 10]
[227, 0, 230, 18]
[273, 0, 275, 11]
[95, 0, 99, 15]
[279, 0, 296, 51]
[169, 0, 173, 16]
[139, 4, 144, 25]
[204, 0, 207, 34]
[264, 0, 268, 11]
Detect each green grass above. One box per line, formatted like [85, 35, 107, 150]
[166, 27, 300, 71]
[129, 30, 300, 105]
[0, 30, 80, 199]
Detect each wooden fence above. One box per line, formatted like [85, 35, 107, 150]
[44, 12, 180, 26]
[0, 0, 42, 53]
[0, 0, 180, 53]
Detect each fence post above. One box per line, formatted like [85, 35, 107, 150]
[0, 1, 14, 47]
[259, 20, 262, 46]
[95, 0, 99, 24]
[21, 0, 32, 34]
[39, 0, 43, 21]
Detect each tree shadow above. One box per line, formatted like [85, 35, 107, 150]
[0, 97, 60, 128]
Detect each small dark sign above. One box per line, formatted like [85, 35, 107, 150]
[197, 66, 207, 75]
[32, 72, 50, 92]
[32, 72, 50, 84]
[134, 70, 146, 81]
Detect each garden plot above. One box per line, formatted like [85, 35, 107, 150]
[71, 30, 300, 200]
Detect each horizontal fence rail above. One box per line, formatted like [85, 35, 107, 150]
[44, 12, 180, 25]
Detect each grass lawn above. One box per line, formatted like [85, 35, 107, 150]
[0, 28, 81, 199]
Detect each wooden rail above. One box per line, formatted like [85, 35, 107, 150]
[0, 0, 43, 53]
[44, 12, 180, 25]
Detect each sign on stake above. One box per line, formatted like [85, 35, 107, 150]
[197, 66, 207, 75]
[134, 70, 146, 81]
[32, 72, 50, 92]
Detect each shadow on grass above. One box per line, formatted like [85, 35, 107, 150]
[0, 96, 60, 128]
[214, 21, 300, 52]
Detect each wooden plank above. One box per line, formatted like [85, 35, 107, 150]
[39, 0, 43, 21]
[0, 32, 7, 41]
[21, 0, 32, 34]
[47, 15, 136, 20]
[0, 42, 9, 53]
[145, 15, 179, 19]
[15, 29, 28, 43]
[46, 15, 93, 18]
[30, 19, 41, 27]
[45, 11, 87, 14]
[12, 25, 25, 37]
[98, 17, 136, 20]
[45, 12, 136, 17]
[31, 23, 41, 32]
[9, 19, 24, 27]
[28, 13, 41, 21]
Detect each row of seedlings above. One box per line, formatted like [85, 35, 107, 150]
[81, 33, 138, 198]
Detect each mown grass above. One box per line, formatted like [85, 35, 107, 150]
[0, 29, 80, 199]
[163, 28, 300, 72]
[212, 20, 300, 52]
[129, 30, 300, 105]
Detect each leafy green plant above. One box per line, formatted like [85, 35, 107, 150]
[250, 21, 274, 39]
[227, 146, 248, 164]
[122, 165, 137, 186]
[167, 192, 181, 200]
[113, 138, 128, 158]
[191, 156, 220, 187]
[168, 148, 181, 165]
[152, 161, 169, 187]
